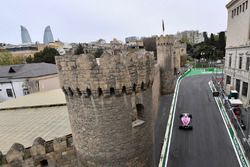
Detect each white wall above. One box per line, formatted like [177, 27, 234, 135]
[38, 75, 60, 92]
[0, 79, 25, 102]
[226, 0, 250, 47]
[224, 47, 250, 105]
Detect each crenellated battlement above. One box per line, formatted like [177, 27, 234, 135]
[55, 50, 155, 98]
[55, 49, 155, 166]
[0, 134, 77, 166]
[156, 35, 176, 46]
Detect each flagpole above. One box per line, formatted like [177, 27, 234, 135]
[162, 19, 165, 36]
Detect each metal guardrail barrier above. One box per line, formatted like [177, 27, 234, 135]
[211, 75, 250, 160]
[158, 68, 192, 167]
[158, 68, 223, 167]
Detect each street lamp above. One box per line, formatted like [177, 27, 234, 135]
[212, 47, 216, 68]
[200, 52, 205, 68]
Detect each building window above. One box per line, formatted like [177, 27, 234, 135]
[243, 2, 245, 12]
[246, 57, 250, 70]
[23, 88, 30, 95]
[246, 1, 248, 10]
[240, 5, 242, 12]
[226, 76, 231, 84]
[239, 57, 242, 69]
[229, 56, 232, 67]
[237, 7, 239, 15]
[242, 82, 248, 97]
[236, 79, 241, 93]
[6, 89, 13, 97]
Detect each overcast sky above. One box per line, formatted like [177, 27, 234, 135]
[1, 0, 229, 44]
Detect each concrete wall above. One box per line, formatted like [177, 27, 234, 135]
[27, 75, 60, 93]
[0, 75, 60, 102]
[225, 0, 250, 106]
[38, 75, 60, 92]
[226, 0, 250, 47]
[224, 46, 250, 105]
[0, 80, 25, 102]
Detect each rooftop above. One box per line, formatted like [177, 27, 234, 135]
[0, 63, 58, 81]
[0, 89, 71, 153]
[0, 89, 66, 110]
[226, 0, 240, 8]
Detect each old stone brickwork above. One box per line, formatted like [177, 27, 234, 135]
[0, 36, 186, 167]
[0, 134, 77, 167]
[55, 50, 155, 167]
[174, 42, 187, 70]
[156, 35, 176, 94]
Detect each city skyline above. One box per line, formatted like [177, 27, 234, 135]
[1, 0, 228, 44]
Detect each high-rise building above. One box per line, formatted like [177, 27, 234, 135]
[43, 26, 54, 44]
[176, 30, 204, 44]
[20, 25, 32, 44]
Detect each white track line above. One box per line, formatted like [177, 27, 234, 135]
[208, 81, 249, 167]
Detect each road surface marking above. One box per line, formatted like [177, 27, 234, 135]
[208, 81, 249, 167]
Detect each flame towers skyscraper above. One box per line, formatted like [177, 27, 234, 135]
[43, 26, 54, 44]
[20, 25, 32, 44]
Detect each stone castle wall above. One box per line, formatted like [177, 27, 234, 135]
[174, 42, 187, 68]
[0, 34, 186, 167]
[55, 50, 155, 167]
[0, 134, 77, 167]
[156, 35, 176, 94]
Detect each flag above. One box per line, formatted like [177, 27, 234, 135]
[162, 20, 165, 32]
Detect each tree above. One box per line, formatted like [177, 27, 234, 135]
[12, 56, 26, 64]
[0, 51, 13, 65]
[75, 43, 84, 55]
[94, 48, 104, 58]
[0, 51, 26, 65]
[218, 31, 226, 50]
[180, 36, 190, 44]
[190, 31, 226, 60]
[192, 42, 215, 60]
[186, 43, 193, 54]
[26, 55, 33, 63]
[26, 47, 60, 64]
[203, 32, 209, 44]
[210, 33, 215, 46]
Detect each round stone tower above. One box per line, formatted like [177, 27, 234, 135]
[156, 35, 176, 94]
[56, 50, 155, 167]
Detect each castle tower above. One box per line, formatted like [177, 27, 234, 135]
[55, 51, 155, 167]
[156, 35, 176, 94]
[174, 42, 187, 71]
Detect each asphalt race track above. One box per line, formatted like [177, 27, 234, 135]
[167, 75, 240, 167]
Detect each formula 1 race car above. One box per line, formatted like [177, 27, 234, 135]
[179, 113, 193, 130]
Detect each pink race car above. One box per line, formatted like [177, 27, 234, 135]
[179, 113, 193, 130]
